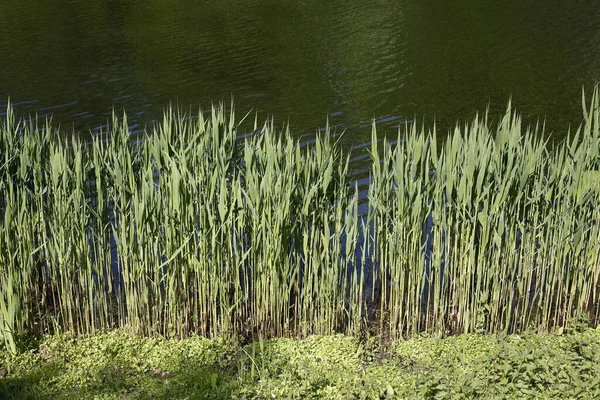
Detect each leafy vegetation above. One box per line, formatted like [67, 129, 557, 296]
[1, 328, 600, 399]
[0, 86, 599, 353]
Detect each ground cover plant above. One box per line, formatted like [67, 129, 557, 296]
[2, 327, 600, 399]
[1, 87, 600, 352]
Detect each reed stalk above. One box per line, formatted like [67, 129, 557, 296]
[1, 87, 599, 352]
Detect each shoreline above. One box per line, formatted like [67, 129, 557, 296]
[2, 328, 600, 399]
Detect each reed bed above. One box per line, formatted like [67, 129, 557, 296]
[370, 95, 600, 338]
[1, 88, 599, 353]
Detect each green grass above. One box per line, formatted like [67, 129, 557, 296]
[2, 328, 600, 399]
[1, 86, 599, 352]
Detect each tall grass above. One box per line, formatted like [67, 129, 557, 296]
[370, 93, 600, 338]
[1, 87, 599, 352]
[0, 104, 362, 351]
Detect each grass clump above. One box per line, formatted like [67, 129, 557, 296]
[0, 85, 599, 351]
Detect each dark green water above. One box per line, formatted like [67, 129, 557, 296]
[2, 0, 600, 146]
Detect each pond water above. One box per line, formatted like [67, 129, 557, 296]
[2, 0, 600, 147]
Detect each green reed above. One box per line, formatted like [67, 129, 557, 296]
[370, 91, 600, 338]
[1, 87, 599, 352]
[0, 103, 361, 351]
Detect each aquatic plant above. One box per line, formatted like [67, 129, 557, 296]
[1, 87, 599, 352]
